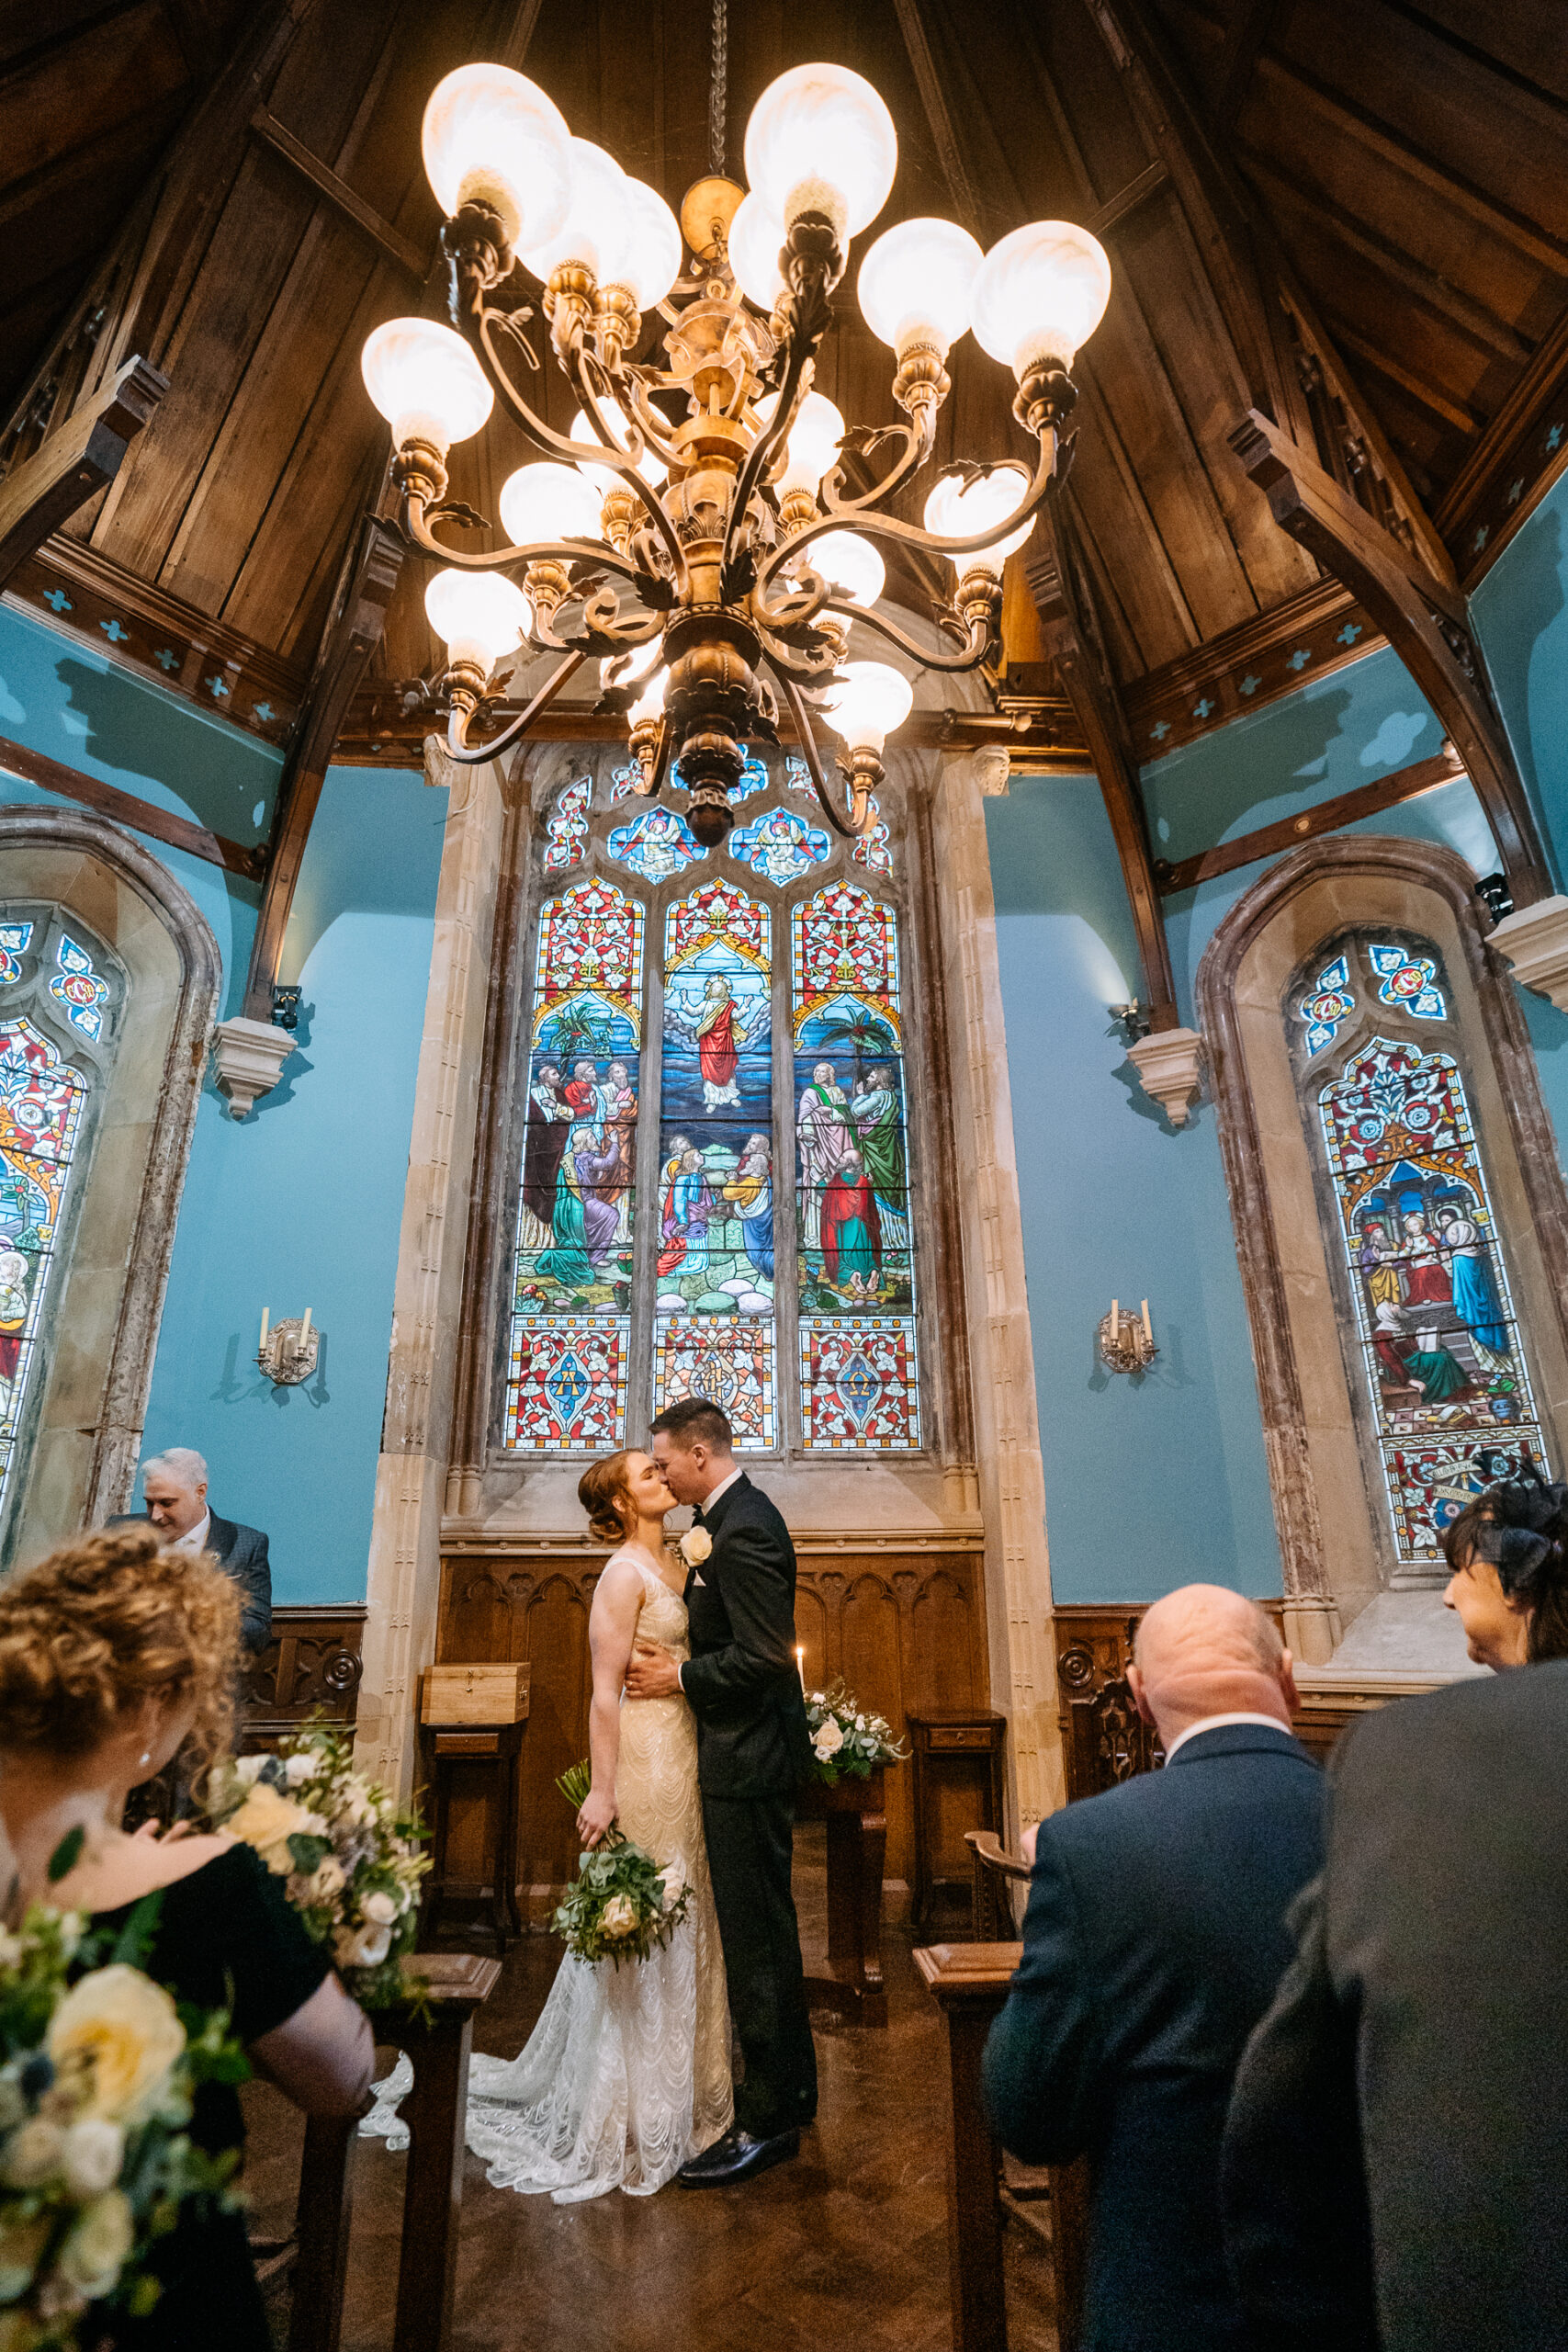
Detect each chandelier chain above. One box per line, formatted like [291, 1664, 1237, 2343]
[708, 0, 728, 177]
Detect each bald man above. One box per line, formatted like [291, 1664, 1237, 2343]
[982, 1586, 1324, 2352]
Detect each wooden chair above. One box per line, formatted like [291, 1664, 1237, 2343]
[966, 1826, 1031, 1939]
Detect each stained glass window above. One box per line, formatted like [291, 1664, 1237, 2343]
[793, 883, 919, 1448]
[1298, 953, 1354, 1057]
[504, 749, 921, 1456]
[0, 905, 119, 1529]
[505, 877, 642, 1450]
[1296, 932, 1547, 1565]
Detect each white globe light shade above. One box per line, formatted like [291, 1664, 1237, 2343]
[360, 318, 493, 456]
[421, 63, 571, 253]
[970, 220, 1112, 378]
[627, 666, 668, 727]
[612, 178, 682, 311]
[728, 191, 787, 311]
[757, 389, 844, 497]
[520, 137, 629, 284]
[803, 530, 885, 609]
[857, 217, 983, 359]
[499, 462, 604, 548]
[570, 404, 667, 494]
[610, 635, 663, 686]
[743, 62, 897, 241]
[922, 464, 1035, 576]
[821, 661, 912, 754]
[424, 568, 532, 678]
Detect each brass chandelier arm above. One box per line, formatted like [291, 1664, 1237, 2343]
[446, 647, 587, 764]
[561, 341, 689, 592]
[401, 489, 647, 590]
[817, 595, 988, 672]
[717, 316, 818, 595]
[772, 663, 874, 839]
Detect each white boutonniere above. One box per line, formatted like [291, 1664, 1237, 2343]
[680, 1526, 713, 1566]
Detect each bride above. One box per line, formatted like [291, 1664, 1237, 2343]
[365, 1448, 732, 2199]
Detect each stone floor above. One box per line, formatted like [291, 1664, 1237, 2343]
[243, 1826, 1057, 2352]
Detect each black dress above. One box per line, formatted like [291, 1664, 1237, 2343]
[91, 1841, 331, 2351]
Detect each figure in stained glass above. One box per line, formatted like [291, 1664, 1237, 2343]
[728, 806, 830, 885]
[848, 1064, 908, 1247]
[852, 797, 893, 874]
[820, 1151, 882, 1295]
[608, 804, 705, 880]
[795, 1063, 852, 1250]
[721, 1136, 773, 1283]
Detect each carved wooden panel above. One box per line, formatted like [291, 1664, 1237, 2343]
[435, 1546, 987, 1892]
[239, 1603, 366, 1753]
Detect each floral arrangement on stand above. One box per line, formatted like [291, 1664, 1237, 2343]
[550, 1763, 692, 1968]
[805, 1682, 908, 1785]
[0, 1866, 247, 2350]
[204, 1725, 429, 2009]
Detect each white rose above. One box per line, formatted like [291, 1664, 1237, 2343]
[48, 1966, 185, 2123]
[814, 1717, 844, 1757]
[0, 2211, 51, 2302]
[61, 2117, 124, 2199]
[660, 1862, 688, 1913]
[600, 1894, 639, 1939]
[234, 1753, 267, 1784]
[854, 1714, 866, 1731]
[333, 1922, 392, 1972]
[57, 2188, 134, 2300]
[284, 1752, 317, 1788]
[361, 1890, 397, 1928]
[2, 2115, 65, 2187]
[309, 1857, 346, 1904]
[679, 1526, 713, 1566]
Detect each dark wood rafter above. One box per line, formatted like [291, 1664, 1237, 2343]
[888, 0, 984, 238]
[1230, 406, 1552, 907]
[241, 508, 403, 1020]
[1438, 303, 1568, 582]
[247, 108, 431, 283]
[0, 729, 263, 877]
[1213, 0, 1280, 130]
[0, 357, 166, 590]
[1154, 744, 1469, 895]
[1026, 522, 1179, 1032]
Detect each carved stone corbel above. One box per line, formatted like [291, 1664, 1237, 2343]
[210, 1014, 294, 1117]
[1488, 893, 1568, 1013]
[1125, 1025, 1205, 1127]
[1230, 408, 1552, 909]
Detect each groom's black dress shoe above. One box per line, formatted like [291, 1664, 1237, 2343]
[677, 2125, 800, 2186]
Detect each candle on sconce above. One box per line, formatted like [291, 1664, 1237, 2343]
[1111, 1298, 1119, 1332]
[1141, 1299, 1152, 1346]
[259, 1305, 269, 1351]
[795, 1645, 806, 1692]
[299, 1306, 312, 1350]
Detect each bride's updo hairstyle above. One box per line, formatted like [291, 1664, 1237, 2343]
[0, 1524, 241, 1782]
[579, 1452, 637, 1545]
[1442, 1464, 1568, 1663]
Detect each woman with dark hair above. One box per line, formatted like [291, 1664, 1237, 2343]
[0, 1526, 373, 2350]
[1441, 1465, 1568, 1668]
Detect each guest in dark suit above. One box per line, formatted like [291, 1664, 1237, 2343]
[982, 1585, 1324, 2352]
[1223, 1657, 1568, 2352]
[624, 1395, 816, 2185]
[109, 1445, 272, 1653]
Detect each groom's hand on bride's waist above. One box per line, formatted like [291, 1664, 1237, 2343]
[625, 1645, 682, 1700]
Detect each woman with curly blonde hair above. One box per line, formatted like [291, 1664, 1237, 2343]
[0, 1525, 373, 2350]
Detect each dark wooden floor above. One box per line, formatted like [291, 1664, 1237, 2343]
[243, 1826, 1057, 2352]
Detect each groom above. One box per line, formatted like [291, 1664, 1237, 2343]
[625, 1395, 818, 2183]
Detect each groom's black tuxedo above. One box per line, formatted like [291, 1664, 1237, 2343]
[680, 1471, 818, 2134]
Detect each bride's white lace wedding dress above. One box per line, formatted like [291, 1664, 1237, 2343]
[362, 1550, 732, 2199]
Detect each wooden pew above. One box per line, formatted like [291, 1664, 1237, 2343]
[915, 1940, 1089, 2352]
[288, 1951, 501, 2352]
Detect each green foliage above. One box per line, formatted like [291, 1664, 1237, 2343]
[804, 1679, 908, 1785]
[550, 1759, 692, 1967]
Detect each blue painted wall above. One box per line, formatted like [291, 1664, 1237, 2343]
[0, 606, 445, 1602]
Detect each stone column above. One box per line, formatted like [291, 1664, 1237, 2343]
[931, 749, 1065, 1821]
[356, 741, 509, 1797]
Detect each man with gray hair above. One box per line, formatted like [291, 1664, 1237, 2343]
[108, 1447, 272, 1653]
[982, 1585, 1324, 2352]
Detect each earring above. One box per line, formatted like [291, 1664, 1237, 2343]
[139, 1750, 152, 1769]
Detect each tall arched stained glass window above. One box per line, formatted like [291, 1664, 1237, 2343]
[502, 749, 923, 1457]
[1292, 928, 1548, 1565]
[0, 908, 120, 1519]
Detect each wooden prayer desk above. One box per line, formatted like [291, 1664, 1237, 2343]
[795, 1765, 889, 2027]
[907, 1711, 1008, 1927]
[916, 1940, 1089, 2352]
[290, 1951, 502, 2352]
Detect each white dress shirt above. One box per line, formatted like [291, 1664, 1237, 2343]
[168, 1508, 212, 1555]
[1162, 1710, 1292, 1762]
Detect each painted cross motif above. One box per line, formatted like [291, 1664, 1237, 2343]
[49, 936, 109, 1041]
[799, 1316, 919, 1449]
[1369, 944, 1445, 1019]
[1299, 954, 1355, 1057]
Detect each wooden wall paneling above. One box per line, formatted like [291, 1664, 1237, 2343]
[240, 1601, 367, 1749]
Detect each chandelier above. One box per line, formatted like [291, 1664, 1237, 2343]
[360, 56, 1111, 843]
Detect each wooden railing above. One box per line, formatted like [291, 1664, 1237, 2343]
[915, 1940, 1089, 2352]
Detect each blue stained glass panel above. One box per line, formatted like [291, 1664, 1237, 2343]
[1369, 944, 1446, 1019]
[0, 923, 33, 986]
[0, 1020, 88, 1512]
[50, 935, 108, 1040]
[608, 805, 705, 880]
[728, 806, 831, 884]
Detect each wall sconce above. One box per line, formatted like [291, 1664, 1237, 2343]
[258, 1306, 320, 1385]
[1099, 1297, 1157, 1375]
[1110, 1001, 1151, 1047]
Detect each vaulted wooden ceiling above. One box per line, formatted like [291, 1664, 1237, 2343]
[4, 0, 1567, 706]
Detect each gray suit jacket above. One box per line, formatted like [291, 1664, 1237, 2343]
[107, 1510, 272, 1655]
[1222, 1661, 1568, 2352]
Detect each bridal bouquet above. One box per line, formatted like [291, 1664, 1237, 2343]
[205, 1725, 429, 2008]
[0, 1878, 246, 2349]
[551, 1763, 693, 1969]
[805, 1681, 908, 1785]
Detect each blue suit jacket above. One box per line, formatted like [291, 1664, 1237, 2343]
[982, 1724, 1325, 2352]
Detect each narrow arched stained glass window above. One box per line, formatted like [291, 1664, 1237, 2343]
[542, 773, 591, 872]
[1293, 929, 1548, 1565]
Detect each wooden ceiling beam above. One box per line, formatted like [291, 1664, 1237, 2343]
[1154, 743, 1468, 893]
[1027, 521, 1180, 1031]
[1086, 161, 1168, 239]
[1323, 314, 1483, 439]
[0, 355, 165, 590]
[1213, 0, 1280, 130]
[0, 727, 263, 876]
[888, 0, 985, 237]
[1231, 405, 1551, 906]
[248, 106, 430, 284]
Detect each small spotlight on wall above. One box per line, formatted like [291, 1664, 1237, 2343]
[1110, 1001, 1150, 1047]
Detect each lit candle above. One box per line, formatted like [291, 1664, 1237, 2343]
[795, 1645, 806, 1691]
[1141, 1298, 1152, 1346]
[1111, 1298, 1119, 1335]
[259, 1305, 269, 1351]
